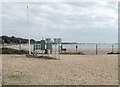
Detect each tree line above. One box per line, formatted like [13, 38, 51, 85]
[0, 35, 35, 44]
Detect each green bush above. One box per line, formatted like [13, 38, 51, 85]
[26, 54, 58, 60]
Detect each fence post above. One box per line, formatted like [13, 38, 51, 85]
[112, 44, 114, 53]
[35, 42, 37, 55]
[76, 44, 78, 53]
[96, 44, 98, 55]
[2, 39, 4, 48]
[19, 40, 21, 50]
[58, 43, 60, 59]
[55, 43, 57, 58]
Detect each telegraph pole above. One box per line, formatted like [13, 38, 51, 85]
[27, 6, 31, 55]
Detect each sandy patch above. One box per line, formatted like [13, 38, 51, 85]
[2, 54, 118, 85]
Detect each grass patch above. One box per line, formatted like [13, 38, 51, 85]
[26, 54, 58, 60]
[8, 74, 24, 81]
[60, 52, 85, 55]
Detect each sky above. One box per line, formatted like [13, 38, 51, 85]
[1, 1, 118, 43]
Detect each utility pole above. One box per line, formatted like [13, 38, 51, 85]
[27, 6, 31, 55]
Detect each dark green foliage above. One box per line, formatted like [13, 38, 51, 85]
[0, 35, 35, 44]
[26, 55, 57, 60]
[107, 52, 120, 54]
[60, 52, 85, 55]
[0, 48, 28, 54]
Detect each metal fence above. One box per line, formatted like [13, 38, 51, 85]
[60, 43, 118, 55]
[1, 43, 118, 55]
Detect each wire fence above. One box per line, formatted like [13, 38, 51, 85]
[61, 43, 118, 55]
[1, 43, 118, 55]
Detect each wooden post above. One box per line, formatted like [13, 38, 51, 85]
[96, 44, 98, 55]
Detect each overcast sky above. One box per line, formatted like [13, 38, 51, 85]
[1, 1, 118, 43]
